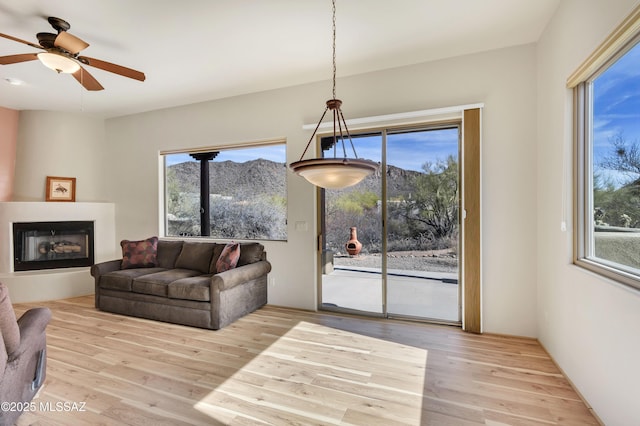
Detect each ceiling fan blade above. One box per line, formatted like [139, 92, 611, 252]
[54, 31, 89, 54]
[72, 66, 104, 91]
[0, 53, 38, 65]
[79, 56, 145, 82]
[0, 33, 43, 50]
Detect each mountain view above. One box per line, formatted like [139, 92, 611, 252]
[166, 157, 459, 262]
[169, 159, 286, 198]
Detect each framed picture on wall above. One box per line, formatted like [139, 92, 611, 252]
[46, 176, 76, 202]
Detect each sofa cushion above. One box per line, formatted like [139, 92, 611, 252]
[238, 242, 264, 266]
[216, 242, 241, 273]
[168, 275, 213, 301]
[175, 242, 215, 274]
[208, 244, 226, 274]
[157, 240, 184, 269]
[121, 237, 158, 269]
[132, 269, 201, 297]
[100, 268, 166, 292]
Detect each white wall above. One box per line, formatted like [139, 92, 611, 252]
[14, 111, 107, 202]
[103, 44, 540, 336]
[537, 1, 640, 424]
[0, 107, 18, 201]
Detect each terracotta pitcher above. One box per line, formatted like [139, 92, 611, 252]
[345, 227, 362, 256]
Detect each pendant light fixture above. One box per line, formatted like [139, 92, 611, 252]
[289, 0, 378, 189]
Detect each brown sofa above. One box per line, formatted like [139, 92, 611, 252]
[90, 240, 271, 330]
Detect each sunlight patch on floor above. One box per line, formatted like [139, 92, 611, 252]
[194, 320, 428, 425]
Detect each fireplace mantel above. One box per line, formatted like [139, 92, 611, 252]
[0, 202, 116, 302]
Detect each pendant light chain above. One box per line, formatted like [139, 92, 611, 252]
[294, 0, 337, 161]
[332, 0, 344, 157]
[332, 0, 337, 100]
[331, 0, 355, 158]
[288, 0, 379, 189]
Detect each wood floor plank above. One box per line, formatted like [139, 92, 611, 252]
[12, 296, 600, 425]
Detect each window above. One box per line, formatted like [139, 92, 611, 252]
[573, 11, 640, 289]
[162, 143, 287, 241]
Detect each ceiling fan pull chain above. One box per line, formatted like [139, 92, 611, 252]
[79, 68, 84, 111]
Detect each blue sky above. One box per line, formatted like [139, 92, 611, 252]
[165, 145, 286, 166]
[166, 128, 458, 173]
[345, 129, 458, 172]
[593, 40, 640, 186]
[388, 128, 459, 171]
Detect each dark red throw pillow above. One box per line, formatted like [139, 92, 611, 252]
[121, 236, 158, 269]
[216, 242, 241, 273]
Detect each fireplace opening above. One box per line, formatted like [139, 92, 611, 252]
[13, 221, 95, 271]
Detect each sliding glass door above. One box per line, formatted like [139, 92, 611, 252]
[320, 133, 384, 314]
[385, 127, 460, 322]
[320, 125, 461, 323]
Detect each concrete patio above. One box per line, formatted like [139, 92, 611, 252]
[321, 266, 460, 322]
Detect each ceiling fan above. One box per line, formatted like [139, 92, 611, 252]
[0, 16, 145, 91]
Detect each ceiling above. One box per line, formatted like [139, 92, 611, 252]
[0, 0, 559, 119]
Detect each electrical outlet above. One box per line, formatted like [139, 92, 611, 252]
[560, 221, 567, 232]
[269, 277, 275, 287]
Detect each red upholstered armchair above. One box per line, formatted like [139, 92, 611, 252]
[0, 283, 51, 426]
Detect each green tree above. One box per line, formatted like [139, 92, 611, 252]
[596, 134, 640, 227]
[600, 133, 640, 178]
[398, 155, 459, 241]
[333, 191, 378, 215]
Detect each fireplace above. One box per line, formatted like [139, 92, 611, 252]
[13, 221, 95, 271]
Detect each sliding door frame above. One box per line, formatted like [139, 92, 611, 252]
[316, 107, 482, 332]
[462, 108, 482, 333]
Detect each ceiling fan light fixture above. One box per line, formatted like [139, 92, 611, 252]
[1, 17, 145, 92]
[37, 51, 80, 74]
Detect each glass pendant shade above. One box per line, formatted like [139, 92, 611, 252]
[290, 157, 378, 189]
[37, 52, 80, 73]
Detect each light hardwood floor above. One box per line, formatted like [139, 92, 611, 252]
[12, 296, 599, 425]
